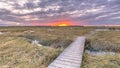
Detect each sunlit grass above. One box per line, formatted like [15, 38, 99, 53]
[87, 31, 120, 52]
[0, 26, 92, 68]
[82, 53, 120, 68]
[0, 37, 62, 68]
[83, 30, 120, 68]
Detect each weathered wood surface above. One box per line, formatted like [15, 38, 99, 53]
[47, 36, 86, 68]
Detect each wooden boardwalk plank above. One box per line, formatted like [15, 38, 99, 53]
[47, 36, 86, 68]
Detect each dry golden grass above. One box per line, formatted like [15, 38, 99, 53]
[0, 27, 92, 48]
[87, 31, 120, 52]
[0, 37, 62, 68]
[0, 27, 91, 40]
[83, 30, 120, 68]
[0, 26, 92, 68]
[82, 53, 120, 68]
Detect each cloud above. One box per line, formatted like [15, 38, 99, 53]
[0, 0, 119, 26]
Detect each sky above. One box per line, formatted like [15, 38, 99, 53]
[0, 0, 120, 26]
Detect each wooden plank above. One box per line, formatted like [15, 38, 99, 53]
[47, 36, 86, 68]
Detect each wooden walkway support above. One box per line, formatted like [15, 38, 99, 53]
[47, 36, 86, 68]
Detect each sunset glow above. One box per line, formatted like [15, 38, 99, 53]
[50, 21, 73, 26]
[58, 24, 70, 26]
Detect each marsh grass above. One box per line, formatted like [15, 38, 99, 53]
[0, 26, 92, 68]
[82, 30, 120, 68]
[87, 31, 120, 52]
[82, 53, 120, 68]
[0, 37, 62, 68]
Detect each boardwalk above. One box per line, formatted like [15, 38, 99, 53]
[47, 36, 86, 68]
